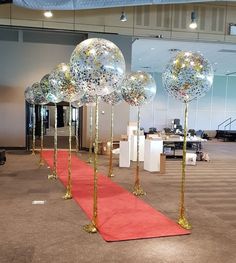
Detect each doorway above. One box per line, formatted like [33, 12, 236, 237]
[26, 102, 83, 151]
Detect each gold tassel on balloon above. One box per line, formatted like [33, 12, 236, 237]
[108, 105, 114, 177]
[48, 103, 58, 180]
[69, 38, 126, 234]
[75, 108, 79, 153]
[133, 106, 146, 196]
[83, 95, 99, 233]
[39, 105, 45, 166]
[63, 102, 73, 199]
[48, 63, 83, 198]
[87, 105, 93, 164]
[101, 90, 123, 177]
[162, 51, 214, 229]
[121, 72, 157, 196]
[178, 102, 191, 229]
[32, 104, 36, 155]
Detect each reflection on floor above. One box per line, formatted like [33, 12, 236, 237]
[30, 125, 77, 149]
[45, 125, 75, 137]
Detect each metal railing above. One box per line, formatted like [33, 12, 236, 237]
[224, 119, 236, 130]
[218, 117, 231, 130]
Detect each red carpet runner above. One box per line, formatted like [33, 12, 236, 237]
[43, 150, 190, 241]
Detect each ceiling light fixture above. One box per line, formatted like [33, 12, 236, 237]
[189, 11, 197, 29]
[44, 10, 53, 18]
[120, 11, 127, 22]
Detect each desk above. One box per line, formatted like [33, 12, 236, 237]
[163, 137, 206, 157]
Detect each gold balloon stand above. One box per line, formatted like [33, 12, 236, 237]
[31, 104, 36, 155]
[178, 102, 192, 230]
[48, 103, 58, 180]
[63, 102, 73, 200]
[108, 105, 114, 178]
[84, 96, 99, 233]
[87, 105, 93, 164]
[39, 105, 45, 166]
[133, 106, 146, 196]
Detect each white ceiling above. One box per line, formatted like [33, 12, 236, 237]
[132, 38, 236, 76]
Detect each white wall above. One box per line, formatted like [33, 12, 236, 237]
[0, 39, 75, 147]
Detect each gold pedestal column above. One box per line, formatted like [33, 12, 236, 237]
[133, 106, 146, 196]
[108, 105, 114, 178]
[48, 103, 58, 180]
[63, 102, 73, 200]
[32, 104, 36, 155]
[178, 102, 192, 230]
[87, 105, 93, 164]
[84, 96, 99, 233]
[39, 105, 44, 166]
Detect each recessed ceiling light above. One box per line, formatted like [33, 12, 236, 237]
[44, 10, 53, 18]
[120, 11, 127, 22]
[151, 47, 155, 50]
[189, 11, 197, 29]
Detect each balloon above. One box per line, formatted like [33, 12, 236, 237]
[71, 100, 83, 108]
[24, 86, 35, 104]
[49, 63, 82, 103]
[40, 73, 63, 104]
[121, 72, 156, 106]
[31, 82, 48, 105]
[102, 89, 123, 105]
[80, 93, 97, 106]
[70, 38, 126, 96]
[162, 51, 214, 103]
[72, 93, 97, 108]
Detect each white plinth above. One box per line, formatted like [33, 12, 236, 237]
[130, 135, 145, 162]
[119, 140, 130, 167]
[144, 140, 163, 172]
[127, 122, 137, 137]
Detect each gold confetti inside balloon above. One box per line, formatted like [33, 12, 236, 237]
[49, 63, 83, 103]
[71, 100, 83, 108]
[40, 74, 63, 104]
[31, 82, 49, 105]
[121, 72, 156, 106]
[72, 93, 97, 108]
[70, 38, 126, 96]
[80, 93, 96, 106]
[102, 89, 123, 106]
[162, 51, 214, 102]
[24, 86, 35, 104]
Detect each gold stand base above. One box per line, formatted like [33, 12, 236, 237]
[87, 159, 92, 164]
[108, 173, 115, 178]
[178, 216, 192, 230]
[63, 190, 72, 200]
[48, 173, 57, 180]
[39, 161, 44, 167]
[83, 222, 97, 233]
[132, 185, 146, 196]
